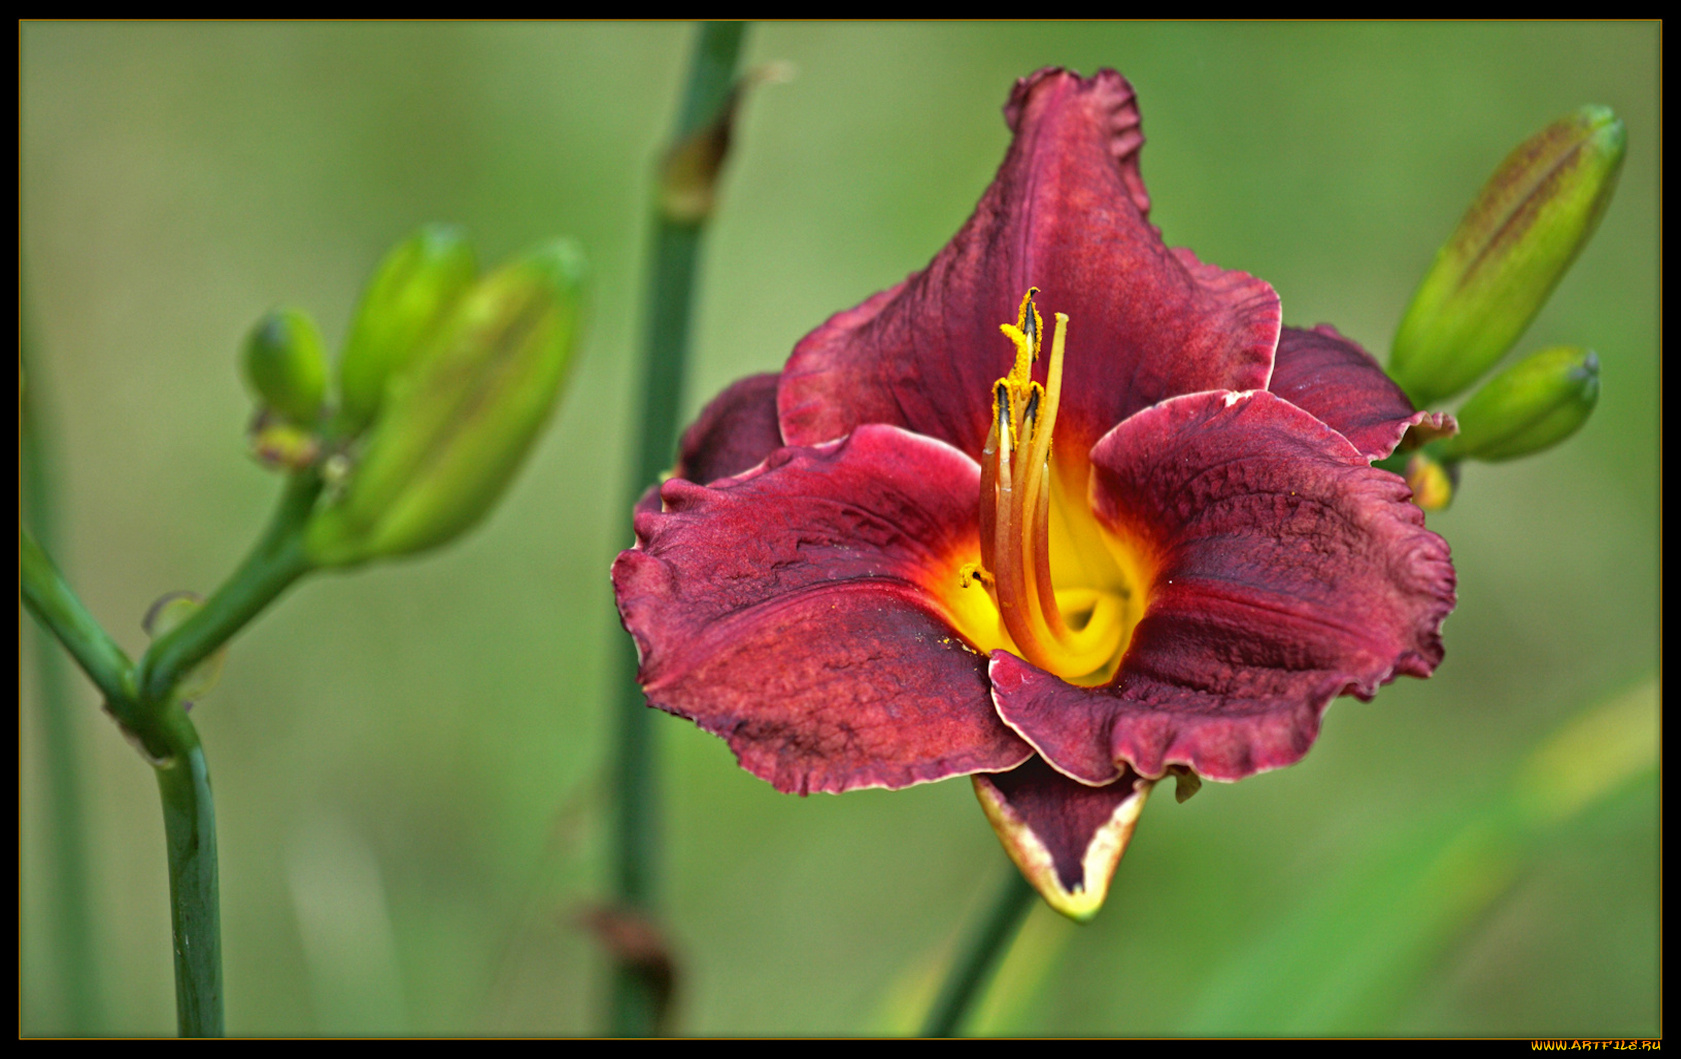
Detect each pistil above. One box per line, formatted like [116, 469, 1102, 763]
[976, 290, 1125, 681]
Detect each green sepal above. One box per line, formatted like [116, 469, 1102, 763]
[243, 308, 327, 426]
[1389, 106, 1625, 407]
[306, 239, 587, 567]
[336, 224, 478, 438]
[1435, 346, 1599, 463]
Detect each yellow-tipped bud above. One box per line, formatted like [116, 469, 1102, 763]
[1390, 106, 1625, 407]
[336, 225, 478, 436]
[305, 240, 586, 567]
[1436, 346, 1600, 463]
[248, 415, 321, 472]
[243, 308, 328, 426]
[1404, 450, 1457, 512]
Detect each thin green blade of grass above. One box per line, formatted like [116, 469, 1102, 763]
[1184, 678, 1657, 1035]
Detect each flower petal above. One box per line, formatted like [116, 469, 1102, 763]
[673, 371, 785, 484]
[992, 390, 1456, 785]
[634, 372, 785, 519]
[1269, 325, 1455, 461]
[614, 424, 1032, 795]
[973, 756, 1153, 921]
[777, 67, 1279, 467]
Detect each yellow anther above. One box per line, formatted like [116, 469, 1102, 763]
[998, 288, 1044, 388]
[1016, 287, 1043, 359]
[995, 290, 1050, 450]
[998, 325, 1032, 387]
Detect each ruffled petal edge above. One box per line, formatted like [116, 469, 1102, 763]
[992, 389, 1456, 786]
[615, 424, 1033, 795]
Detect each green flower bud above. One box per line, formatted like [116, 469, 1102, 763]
[1435, 346, 1600, 463]
[243, 308, 328, 425]
[1390, 106, 1625, 407]
[305, 239, 587, 567]
[337, 224, 478, 437]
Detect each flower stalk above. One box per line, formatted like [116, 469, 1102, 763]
[139, 471, 320, 707]
[609, 20, 749, 1036]
[921, 869, 1038, 1037]
[153, 712, 222, 1037]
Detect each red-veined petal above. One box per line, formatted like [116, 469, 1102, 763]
[993, 390, 1455, 785]
[777, 68, 1279, 471]
[614, 424, 1032, 795]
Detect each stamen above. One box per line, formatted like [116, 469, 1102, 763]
[978, 387, 1005, 575]
[974, 295, 1125, 682]
[1011, 384, 1041, 487]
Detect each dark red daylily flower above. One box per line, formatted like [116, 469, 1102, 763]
[614, 68, 1457, 919]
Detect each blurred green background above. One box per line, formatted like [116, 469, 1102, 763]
[21, 22, 1658, 1036]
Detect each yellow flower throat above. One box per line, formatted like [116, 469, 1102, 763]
[959, 289, 1139, 684]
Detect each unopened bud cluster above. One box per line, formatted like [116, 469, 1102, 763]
[236, 225, 586, 565]
[1386, 106, 1623, 511]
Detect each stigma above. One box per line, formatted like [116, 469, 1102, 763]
[972, 290, 1125, 681]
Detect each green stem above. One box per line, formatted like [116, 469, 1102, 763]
[20, 529, 227, 1036]
[125, 467, 320, 1039]
[20, 530, 136, 708]
[139, 473, 318, 1035]
[671, 21, 750, 145]
[609, 20, 748, 1037]
[138, 470, 320, 707]
[22, 336, 104, 1033]
[27, 465, 320, 1038]
[153, 710, 223, 1037]
[921, 869, 1038, 1038]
